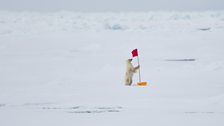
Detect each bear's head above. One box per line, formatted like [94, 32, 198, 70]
[127, 59, 132, 62]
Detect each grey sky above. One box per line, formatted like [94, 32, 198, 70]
[0, 0, 223, 12]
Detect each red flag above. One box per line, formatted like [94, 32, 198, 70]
[131, 48, 138, 57]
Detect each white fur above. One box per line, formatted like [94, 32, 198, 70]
[125, 59, 139, 86]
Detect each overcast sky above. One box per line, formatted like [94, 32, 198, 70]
[0, 0, 223, 12]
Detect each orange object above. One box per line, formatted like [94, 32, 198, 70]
[137, 82, 148, 86]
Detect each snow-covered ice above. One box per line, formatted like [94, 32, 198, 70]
[0, 11, 224, 126]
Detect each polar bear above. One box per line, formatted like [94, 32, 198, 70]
[125, 59, 140, 86]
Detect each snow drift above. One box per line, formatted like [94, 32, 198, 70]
[0, 11, 224, 126]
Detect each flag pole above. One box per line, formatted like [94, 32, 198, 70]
[137, 55, 141, 82]
[132, 48, 147, 86]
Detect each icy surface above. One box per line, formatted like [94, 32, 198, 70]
[0, 11, 224, 126]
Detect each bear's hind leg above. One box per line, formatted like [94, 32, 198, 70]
[125, 78, 132, 86]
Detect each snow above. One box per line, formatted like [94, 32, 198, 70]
[0, 11, 224, 126]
